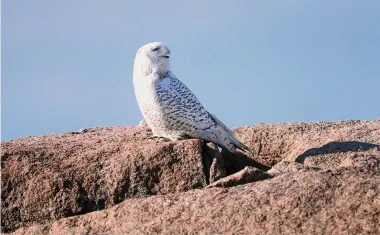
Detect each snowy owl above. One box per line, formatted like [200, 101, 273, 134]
[133, 42, 251, 154]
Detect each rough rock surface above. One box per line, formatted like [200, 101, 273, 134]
[2, 120, 380, 234]
[267, 161, 320, 176]
[12, 167, 380, 235]
[1, 126, 208, 233]
[206, 166, 271, 188]
[235, 120, 380, 167]
[203, 143, 227, 183]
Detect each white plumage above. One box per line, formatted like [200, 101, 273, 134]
[133, 42, 251, 154]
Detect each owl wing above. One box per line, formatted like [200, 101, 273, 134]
[156, 73, 217, 135]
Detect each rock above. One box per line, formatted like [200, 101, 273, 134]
[1, 126, 208, 233]
[206, 166, 271, 188]
[209, 157, 226, 182]
[267, 161, 321, 176]
[234, 120, 380, 168]
[338, 152, 380, 171]
[203, 143, 227, 183]
[296, 141, 380, 170]
[3, 120, 380, 234]
[221, 149, 270, 174]
[11, 167, 380, 235]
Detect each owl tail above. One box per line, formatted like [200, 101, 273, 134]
[227, 133, 253, 154]
[208, 112, 253, 155]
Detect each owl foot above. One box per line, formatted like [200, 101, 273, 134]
[146, 136, 171, 142]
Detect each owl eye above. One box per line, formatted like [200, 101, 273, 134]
[152, 47, 159, 51]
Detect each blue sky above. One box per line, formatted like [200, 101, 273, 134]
[2, 0, 380, 141]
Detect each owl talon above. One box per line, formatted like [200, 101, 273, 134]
[146, 136, 170, 142]
[158, 137, 171, 142]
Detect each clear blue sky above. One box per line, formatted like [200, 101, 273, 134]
[2, 0, 380, 141]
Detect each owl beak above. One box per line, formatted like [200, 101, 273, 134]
[161, 49, 170, 58]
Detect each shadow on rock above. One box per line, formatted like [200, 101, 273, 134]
[221, 149, 270, 175]
[296, 141, 380, 163]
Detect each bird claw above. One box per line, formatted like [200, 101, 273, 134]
[146, 136, 171, 142]
[146, 136, 156, 140]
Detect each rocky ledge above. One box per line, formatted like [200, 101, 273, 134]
[2, 120, 380, 234]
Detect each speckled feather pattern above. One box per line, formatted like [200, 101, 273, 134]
[147, 72, 219, 137]
[133, 42, 251, 153]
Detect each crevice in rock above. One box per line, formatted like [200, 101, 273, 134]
[221, 149, 270, 175]
[202, 142, 271, 186]
[113, 174, 131, 205]
[201, 142, 212, 185]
